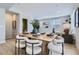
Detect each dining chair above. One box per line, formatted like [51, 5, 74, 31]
[25, 37, 43, 55]
[48, 36, 64, 55]
[15, 34, 25, 55]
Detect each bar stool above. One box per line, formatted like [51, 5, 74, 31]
[15, 34, 25, 55]
[25, 37, 42, 55]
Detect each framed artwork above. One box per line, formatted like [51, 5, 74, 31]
[43, 22, 48, 25]
[43, 21, 49, 28]
[12, 20, 16, 29]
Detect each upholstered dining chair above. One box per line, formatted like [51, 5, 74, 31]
[48, 36, 64, 55]
[15, 34, 25, 55]
[25, 37, 43, 55]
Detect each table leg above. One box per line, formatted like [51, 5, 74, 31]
[42, 41, 49, 55]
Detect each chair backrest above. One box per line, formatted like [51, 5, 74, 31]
[53, 37, 64, 45]
[15, 35, 26, 45]
[16, 35, 25, 40]
[25, 37, 42, 46]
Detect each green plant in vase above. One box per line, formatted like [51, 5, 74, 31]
[31, 19, 40, 33]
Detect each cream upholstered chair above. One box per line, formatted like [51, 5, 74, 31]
[25, 37, 42, 55]
[48, 36, 64, 55]
[15, 34, 25, 55]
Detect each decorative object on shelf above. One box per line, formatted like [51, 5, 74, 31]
[52, 28, 55, 33]
[12, 20, 16, 29]
[45, 26, 48, 28]
[69, 17, 71, 24]
[43, 21, 49, 28]
[31, 19, 40, 34]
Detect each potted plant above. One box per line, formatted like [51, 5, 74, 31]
[31, 19, 40, 33]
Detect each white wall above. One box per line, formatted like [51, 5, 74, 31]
[75, 28, 79, 49]
[39, 16, 69, 33]
[5, 12, 13, 39]
[0, 9, 5, 44]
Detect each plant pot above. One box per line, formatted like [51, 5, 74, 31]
[32, 28, 37, 34]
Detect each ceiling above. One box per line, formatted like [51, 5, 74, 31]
[9, 3, 79, 19]
[0, 3, 15, 9]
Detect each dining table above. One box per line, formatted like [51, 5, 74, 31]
[23, 32, 55, 55]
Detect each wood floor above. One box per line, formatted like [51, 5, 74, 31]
[0, 39, 15, 55]
[64, 44, 79, 55]
[0, 39, 79, 55]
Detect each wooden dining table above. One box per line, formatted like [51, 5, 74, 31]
[23, 32, 55, 55]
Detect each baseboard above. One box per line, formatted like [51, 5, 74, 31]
[0, 40, 5, 44]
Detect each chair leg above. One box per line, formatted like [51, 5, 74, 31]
[32, 44, 34, 55]
[41, 45, 43, 55]
[48, 50, 50, 55]
[15, 47, 16, 55]
[62, 43, 64, 55]
[25, 41, 26, 54]
[18, 40, 20, 55]
[48, 50, 51, 55]
[41, 49, 43, 55]
[51, 51, 52, 55]
[15, 39, 17, 55]
[24, 47, 27, 55]
[18, 48, 19, 55]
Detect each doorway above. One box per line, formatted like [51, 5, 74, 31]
[22, 18, 28, 33]
[5, 11, 19, 39]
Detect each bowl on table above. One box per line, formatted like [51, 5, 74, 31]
[41, 32, 45, 35]
[19, 34, 24, 37]
[37, 33, 41, 36]
[47, 33, 54, 36]
[23, 32, 29, 34]
[32, 34, 38, 37]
